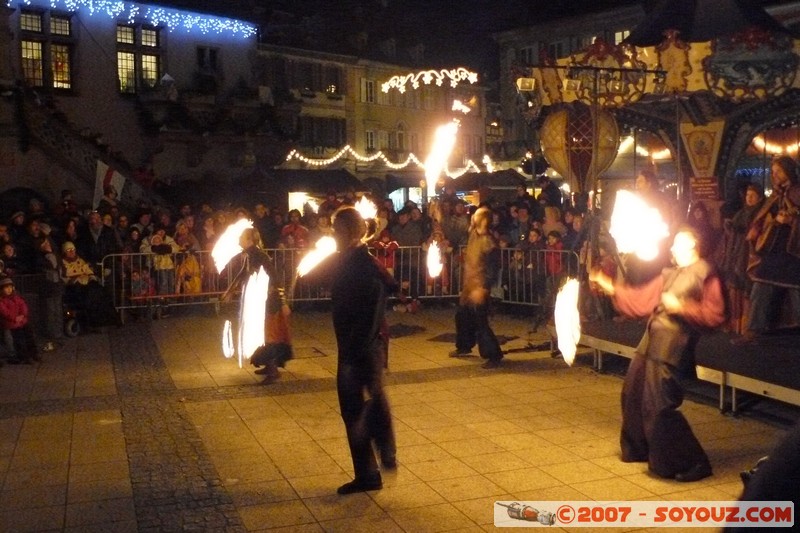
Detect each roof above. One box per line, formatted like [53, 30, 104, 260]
[386, 172, 426, 192]
[450, 169, 526, 191]
[240, 168, 366, 194]
[624, 0, 796, 47]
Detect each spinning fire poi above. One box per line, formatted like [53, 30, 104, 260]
[553, 191, 670, 365]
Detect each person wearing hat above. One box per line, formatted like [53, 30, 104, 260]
[8, 211, 26, 244]
[60, 241, 118, 331]
[0, 276, 40, 364]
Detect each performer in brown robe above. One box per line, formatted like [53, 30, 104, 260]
[450, 206, 503, 368]
[591, 227, 726, 482]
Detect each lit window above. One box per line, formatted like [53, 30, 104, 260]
[116, 25, 135, 44]
[19, 11, 74, 90]
[141, 54, 159, 88]
[21, 40, 43, 87]
[141, 28, 158, 47]
[51, 16, 71, 36]
[51, 44, 71, 89]
[116, 25, 161, 94]
[20, 12, 42, 32]
[117, 51, 136, 94]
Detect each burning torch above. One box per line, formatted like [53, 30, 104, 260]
[424, 120, 459, 198]
[554, 190, 670, 366]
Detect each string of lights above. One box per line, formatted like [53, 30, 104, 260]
[751, 134, 800, 155]
[6, 0, 258, 38]
[381, 68, 478, 94]
[284, 146, 482, 178]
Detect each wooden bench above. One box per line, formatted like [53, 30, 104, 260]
[551, 320, 800, 414]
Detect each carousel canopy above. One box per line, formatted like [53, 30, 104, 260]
[624, 0, 797, 47]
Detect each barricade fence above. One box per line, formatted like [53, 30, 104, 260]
[99, 247, 581, 320]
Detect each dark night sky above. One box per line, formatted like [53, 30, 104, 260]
[157, 0, 796, 75]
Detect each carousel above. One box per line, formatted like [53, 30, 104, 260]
[518, 0, 800, 215]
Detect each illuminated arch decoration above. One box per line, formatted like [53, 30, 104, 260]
[381, 67, 478, 93]
[284, 146, 482, 179]
[6, 0, 258, 38]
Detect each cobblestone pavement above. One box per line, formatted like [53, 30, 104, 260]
[0, 305, 794, 532]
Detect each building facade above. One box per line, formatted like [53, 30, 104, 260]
[1, 0, 489, 214]
[1, 0, 266, 210]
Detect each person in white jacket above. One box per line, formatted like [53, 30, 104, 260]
[140, 226, 180, 296]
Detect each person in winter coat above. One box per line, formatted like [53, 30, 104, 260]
[0, 277, 39, 364]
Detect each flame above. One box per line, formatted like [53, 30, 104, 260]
[222, 320, 234, 358]
[609, 190, 670, 261]
[554, 278, 581, 366]
[427, 240, 443, 278]
[354, 196, 377, 220]
[424, 120, 460, 197]
[451, 99, 471, 114]
[212, 218, 253, 272]
[237, 266, 269, 367]
[297, 236, 337, 277]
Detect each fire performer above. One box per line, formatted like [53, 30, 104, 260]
[224, 227, 292, 381]
[449, 206, 503, 368]
[589, 226, 726, 482]
[328, 206, 397, 494]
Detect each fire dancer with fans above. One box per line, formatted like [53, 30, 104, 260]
[223, 227, 292, 381]
[589, 226, 726, 482]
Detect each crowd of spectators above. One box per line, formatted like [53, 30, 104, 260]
[4, 158, 792, 362]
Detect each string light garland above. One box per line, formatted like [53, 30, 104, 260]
[7, 0, 258, 38]
[751, 134, 800, 156]
[618, 136, 672, 160]
[381, 67, 478, 93]
[284, 146, 481, 178]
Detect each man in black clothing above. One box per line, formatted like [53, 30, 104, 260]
[77, 210, 120, 268]
[329, 206, 396, 495]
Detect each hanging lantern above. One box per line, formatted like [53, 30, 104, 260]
[539, 102, 620, 193]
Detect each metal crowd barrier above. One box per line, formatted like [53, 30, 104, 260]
[100, 250, 232, 321]
[99, 246, 581, 320]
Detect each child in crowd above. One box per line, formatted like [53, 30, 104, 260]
[0, 277, 40, 364]
[371, 229, 399, 276]
[130, 268, 155, 298]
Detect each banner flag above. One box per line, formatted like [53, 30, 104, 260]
[94, 161, 126, 209]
